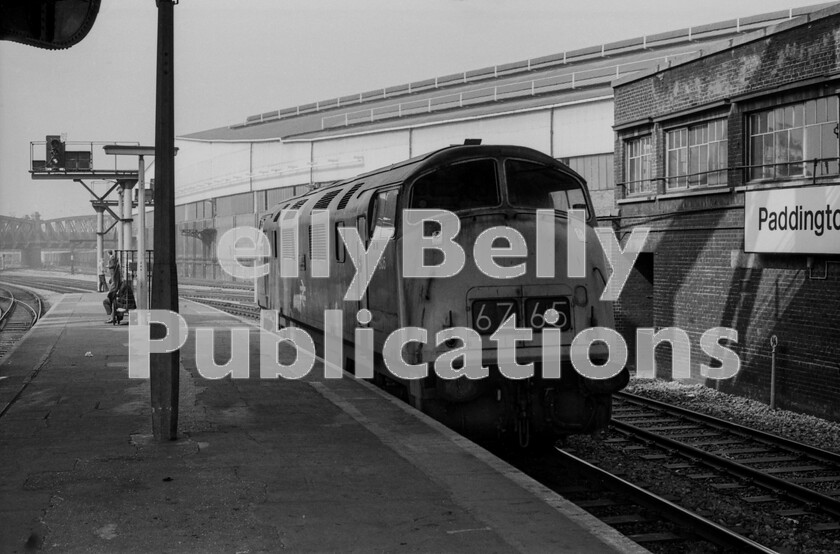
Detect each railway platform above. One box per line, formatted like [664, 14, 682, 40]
[0, 291, 645, 553]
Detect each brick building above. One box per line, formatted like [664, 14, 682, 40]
[613, 5, 840, 419]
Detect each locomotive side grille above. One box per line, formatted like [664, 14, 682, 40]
[285, 198, 308, 217]
[313, 188, 344, 210]
[281, 227, 296, 259]
[310, 224, 328, 261]
[336, 181, 365, 210]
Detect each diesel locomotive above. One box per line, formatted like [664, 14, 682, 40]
[257, 143, 628, 446]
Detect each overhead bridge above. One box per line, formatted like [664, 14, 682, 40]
[0, 213, 117, 268]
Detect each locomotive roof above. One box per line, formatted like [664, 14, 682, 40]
[311, 143, 561, 192]
[264, 143, 581, 220]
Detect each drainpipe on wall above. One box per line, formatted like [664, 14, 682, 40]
[770, 334, 779, 410]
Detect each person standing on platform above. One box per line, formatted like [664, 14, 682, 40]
[107, 250, 119, 289]
[104, 252, 123, 323]
[97, 256, 107, 292]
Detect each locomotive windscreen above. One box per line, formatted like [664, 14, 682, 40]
[505, 159, 590, 217]
[410, 159, 499, 211]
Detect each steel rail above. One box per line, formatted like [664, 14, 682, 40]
[181, 278, 253, 291]
[0, 286, 42, 331]
[182, 296, 260, 319]
[0, 276, 91, 295]
[0, 288, 13, 326]
[610, 418, 840, 519]
[0, 285, 46, 420]
[615, 391, 840, 467]
[554, 447, 777, 553]
[16, 293, 42, 327]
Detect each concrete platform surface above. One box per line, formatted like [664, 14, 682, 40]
[0, 292, 645, 553]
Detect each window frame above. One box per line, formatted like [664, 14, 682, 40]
[665, 118, 728, 190]
[369, 187, 400, 239]
[503, 157, 592, 219]
[624, 135, 653, 195]
[408, 158, 501, 212]
[747, 96, 839, 182]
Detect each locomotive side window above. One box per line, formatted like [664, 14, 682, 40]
[410, 159, 499, 212]
[335, 222, 346, 262]
[505, 159, 590, 218]
[356, 216, 367, 245]
[371, 189, 399, 239]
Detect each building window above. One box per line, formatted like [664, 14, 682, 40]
[749, 97, 839, 181]
[625, 136, 652, 195]
[666, 119, 728, 189]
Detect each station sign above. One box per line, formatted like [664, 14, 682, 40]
[745, 184, 840, 254]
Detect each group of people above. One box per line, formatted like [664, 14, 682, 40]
[99, 250, 134, 324]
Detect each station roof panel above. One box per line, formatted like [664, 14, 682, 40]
[179, 3, 837, 144]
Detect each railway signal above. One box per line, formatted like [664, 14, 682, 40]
[46, 135, 65, 169]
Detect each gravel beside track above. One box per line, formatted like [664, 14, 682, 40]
[557, 378, 840, 553]
[625, 379, 840, 455]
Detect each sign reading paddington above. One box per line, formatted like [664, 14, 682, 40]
[745, 185, 840, 254]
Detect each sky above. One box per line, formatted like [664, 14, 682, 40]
[0, 0, 831, 220]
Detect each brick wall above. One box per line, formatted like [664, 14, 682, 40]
[615, 14, 840, 127]
[613, 12, 840, 421]
[614, 252, 653, 366]
[619, 205, 840, 419]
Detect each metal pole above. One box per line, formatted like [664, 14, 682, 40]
[770, 335, 778, 410]
[137, 156, 148, 310]
[94, 202, 105, 289]
[123, 181, 136, 280]
[116, 186, 124, 251]
[151, 0, 179, 441]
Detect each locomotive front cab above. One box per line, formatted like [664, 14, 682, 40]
[398, 147, 629, 443]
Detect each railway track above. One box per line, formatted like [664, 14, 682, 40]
[180, 295, 260, 319]
[0, 272, 257, 312]
[179, 277, 254, 291]
[611, 392, 840, 526]
[481, 392, 840, 552]
[0, 283, 44, 410]
[0, 274, 93, 294]
[551, 447, 775, 552]
[0, 284, 43, 360]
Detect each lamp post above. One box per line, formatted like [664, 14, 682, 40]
[153, 0, 178, 441]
